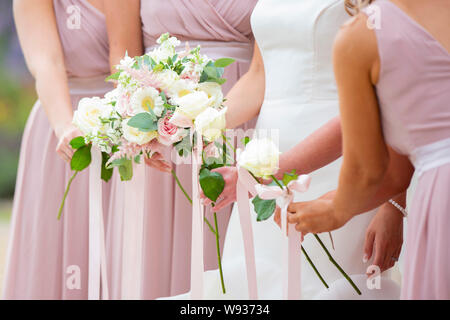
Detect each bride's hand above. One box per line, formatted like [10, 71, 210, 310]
[287, 198, 349, 235]
[55, 123, 83, 163]
[201, 166, 238, 210]
[363, 203, 403, 273]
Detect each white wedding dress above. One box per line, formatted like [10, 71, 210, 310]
[166, 0, 400, 300]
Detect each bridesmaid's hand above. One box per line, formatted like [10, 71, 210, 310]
[363, 203, 403, 273]
[55, 123, 83, 163]
[144, 152, 172, 173]
[287, 198, 349, 235]
[201, 166, 238, 210]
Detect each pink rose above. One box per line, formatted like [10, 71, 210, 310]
[158, 113, 186, 146]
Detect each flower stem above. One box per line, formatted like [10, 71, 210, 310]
[171, 169, 216, 234]
[314, 234, 361, 295]
[221, 133, 236, 154]
[214, 212, 226, 294]
[171, 169, 192, 204]
[58, 171, 78, 220]
[270, 175, 284, 190]
[301, 245, 329, 289]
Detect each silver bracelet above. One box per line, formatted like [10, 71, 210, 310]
[388, 199, 408, 217]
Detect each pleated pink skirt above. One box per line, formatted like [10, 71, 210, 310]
[401, 163, 450, 299]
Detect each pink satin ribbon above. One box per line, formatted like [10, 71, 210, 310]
[255, 175, 311, 300]
[120, 163, 146, 299]
[190, 131, 205, 299]
[236, 166, 259, 299]
[88, 146, 109, 300]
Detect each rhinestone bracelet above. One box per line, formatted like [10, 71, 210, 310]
[388, 199, 408, 217]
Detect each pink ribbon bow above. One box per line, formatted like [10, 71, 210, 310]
[255, 174, 311, 300]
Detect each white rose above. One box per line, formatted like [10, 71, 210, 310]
[73, 97, 105, 135]
[130, 87, 164, 117]
[194, 107, 227, 142]
[197, 82, 224, 108]
[122, 119, 158, 145]
[176, 91, 210, 120]
[238, 138, 280, 178]
[155, 69, 179, 92]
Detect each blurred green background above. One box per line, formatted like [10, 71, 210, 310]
[0, 1, 36, 205]
[0, 1, 35, 292]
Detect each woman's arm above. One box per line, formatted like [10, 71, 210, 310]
[104, 0, 143, 71]
[13, 0, 80, 162]
[287, 15, 414, 234]
[225, 43, 265, 129]
[276, 116, 342, 178]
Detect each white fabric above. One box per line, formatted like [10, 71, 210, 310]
[165, 0, 400, 300]
[410, 137, 450, 176]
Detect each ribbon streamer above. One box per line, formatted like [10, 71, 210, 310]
[88, 146, 109, 300]
[255, 175, 311, 300]
[190, 132, 204, 299]
[120, 162, 146, 299]
[236, 166, 259, 299]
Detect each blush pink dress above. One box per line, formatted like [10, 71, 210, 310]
[2, 0, 113, 299]
[365, 0, 450, 299]
[106, 0, 257, 299]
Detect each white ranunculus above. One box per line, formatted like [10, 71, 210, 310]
[194, 107, 227, 142]
[167, 78, 197, 101]
[176, 91, 210, 120]
[130, 87, 164, 116]
[73, 97, 105, 135]
[155, 69, 179, 92]
[238, 138, 280, 178]
[197, 82, 224, 108]
[122, 119, 158, 145]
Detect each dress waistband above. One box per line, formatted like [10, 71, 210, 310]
[145, 40, 253, 63]
[67, 74, 113, 96]
[410, 137, 450, 176]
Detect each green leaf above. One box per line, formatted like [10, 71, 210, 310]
[127, 112, 158, 132]
[70, 144, 92, 171]
[134, 154, 141, 164]
[70, 136, 86, 149]
[101, 152, 113, 182]
[199, 70, 209, 83]
[214, 58, 235, 68]
[105, 71, 121, 81]
[211, 78, 226, 85]
[241, 136, 251, 146]
[204, 66, 220, 79]
[252, 196, 276, 221]
[109, 158, 133, 181]
[199, 168, 225, 203]
[282, 169, 298, 187]
[160, 91, 167, 104]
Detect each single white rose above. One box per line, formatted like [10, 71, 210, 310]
[194, 107, 227, 142]
[197, 82, 224, 108]
[122, 119, 158, 145]
[130, 87, 164, 116]
[238, 138, 280, 178]
[155, 69, 179, 92]
[73, 97, 105, 135]
[176, 91, 210, 120]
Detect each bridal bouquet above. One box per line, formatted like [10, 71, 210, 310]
[58, 33, 236, 293]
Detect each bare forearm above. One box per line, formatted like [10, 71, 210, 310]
[14, 0, 73, 137]
[105, 0, 143, 72]
[276, 116, 342, 178]
[34, 63, 73, 136]
[225, 69, 265, 129]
